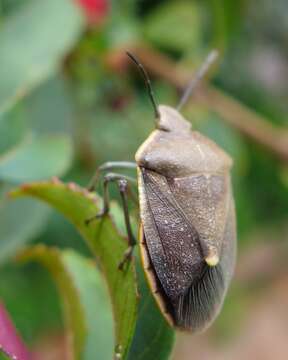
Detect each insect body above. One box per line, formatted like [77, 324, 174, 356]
[87, 51, 236, 332]
[136, 105, 236, 331]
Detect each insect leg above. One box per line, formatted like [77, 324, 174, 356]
[85, 173, 136, 270]
[87, 161, 137, 191]
[85, 172, 135, 225]
[117, 179, 137, 270]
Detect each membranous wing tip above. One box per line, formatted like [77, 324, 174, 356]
[175, 263, 225, 331]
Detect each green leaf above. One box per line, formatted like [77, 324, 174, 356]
[11, 180, 138, 359]
[0, 74, 74, 158]
[0, 350, 11, 360]
[128, 262, 175, 360]
[0, 0, 83, 114]
[0, 106, 27, 156]
[143, 1, 201, 52]
[0, 135, 73, 183]
[0, 261, 62, 345]
[19, 246, 114, 360]
[11, 180, 175, 359]
[24, 76, 74, 135]
[0, 195, 50, 263]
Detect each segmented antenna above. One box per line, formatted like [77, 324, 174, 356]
[126, 51, 160, 119]
[177, 50, 219, 111]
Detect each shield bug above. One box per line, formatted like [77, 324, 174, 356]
[86, 50, 237, 332]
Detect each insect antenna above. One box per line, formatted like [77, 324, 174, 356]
[177, 50, 219, 111]
[126, 51, 160, 120]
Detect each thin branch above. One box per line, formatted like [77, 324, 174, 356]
[126, 46, 288, 163]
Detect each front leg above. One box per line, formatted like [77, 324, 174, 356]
[85, 173, 136, 270]
[117, 179, 136, 270]
[87, 161, 137, 191]
[85, 172, 136, 224]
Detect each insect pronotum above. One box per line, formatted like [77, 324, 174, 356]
[86, 50, 237, 332]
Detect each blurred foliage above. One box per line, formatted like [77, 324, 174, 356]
[0, 351, 12, 360]
[143, 1, 202, 52]
[19, 246, 114, 359]
[0, 0, 287, 359]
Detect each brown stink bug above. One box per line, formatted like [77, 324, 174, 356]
[86, 51, 237, 332]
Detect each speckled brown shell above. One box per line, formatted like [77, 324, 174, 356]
[135, 105, 237, 332]
[138, 223, 174, 327]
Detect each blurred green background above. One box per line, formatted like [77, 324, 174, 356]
[0, 0, 288, 359]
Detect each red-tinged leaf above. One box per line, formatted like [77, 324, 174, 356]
[0, 302, 30, 360]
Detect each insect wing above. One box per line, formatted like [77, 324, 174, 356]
[138, 168, 226, 330]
